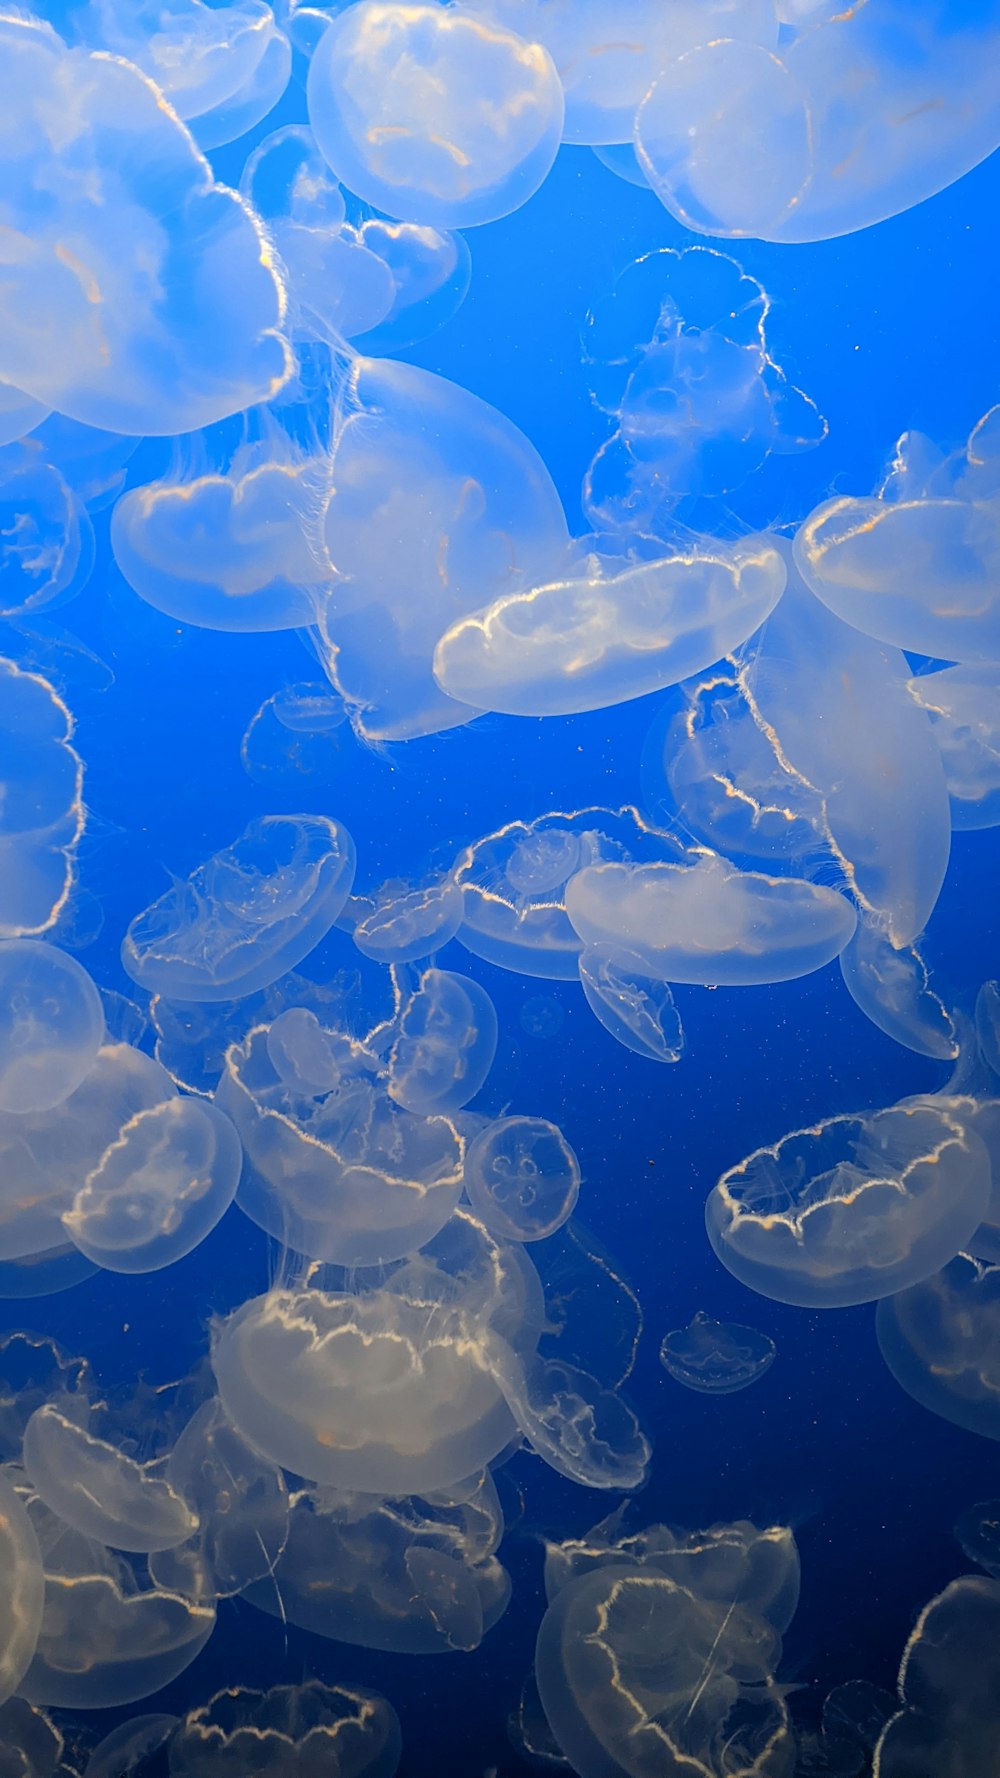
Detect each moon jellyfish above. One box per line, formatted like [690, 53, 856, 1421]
[876, 1252, 1000, 1441]
[635, 5, 1000, 244]
[839, 921, 958, 1063]
[707, 1099, 992, 1309]
[148, 1397, 289, 1602]
[566, 854, 857, 987]
[22, 1403, 199, 1554]
[84, 1713, 178, 1778]
[464, 1116, 580, 1243]
[0, 941, 104, 1114]
[0, 1467, 44, 1706]
[954, 1501, 1000, 1579]
[0, 659, 84, 940]
[60, 1097, 242, 1274]
[976, 982, 1000, 1079]
[241, 683, 348, 789]
[0, 441, 94, 620]
[578, 944, 684, 1063]
[519, 994, 565, 1039]
[217, 1023, 464, 1266]
[388, 969, 498, 1117]
[352, 219, 472, 354]
[353, 877, 464, 965]
[908, 664, 1000, 831]
[796, 407, 1000, 662]
[122, 815, 356, 1002]
[485, 1344, 651, 1490]
[306, 3, 564, 229]
[659, 1310, 775, 1394]
[872, 1575, 1000, 1778]
[168, 1681, 401, 1778]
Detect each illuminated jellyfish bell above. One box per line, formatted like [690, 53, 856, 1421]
[352, 876, 464, 965]
[148, 1397, 289, 1603]
[0, 441, 94, 620]
[463, 1115, 580, 1244]
[484, 1340, 651, 1490]
[873, 1575, 1000, 1778]
[578, 944, 684, 1064]
[635, 5, 1000, 244]
[387, 968, 498, 1117]
[168, 1681, 401, 1778]
[83, 1713, 179, 1778]
[0, 658, 84, 941]
[21, 1402, 199, 1554]
[908, 664, 1000, 833]
[839, 918, 958, 1063]
[352, 219, 473, 353]
[306, 2, 564, 229]
[977, 981, 1000, 1078]
[795, 406, 1000, 662]
[707, 1098, 992, 1309]
[122, 815, 356, 1003]
[0, 1467, 44, 1706]
[217, 1021, 464, 1266]
[955, 1501, 1000, 1580]
[876, 1252, 1000, 1441]
[659, 1309, 775, 1394]
[0, 941, 104, 1114]
[242, 1471, 510, 1656]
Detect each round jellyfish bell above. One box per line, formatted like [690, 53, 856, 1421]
[463, 1115, 581, 1243]
[387, 968, 498, 1117]
[21, 1403, 199, 1554]
[0, 656, 84, 942]
[0, 1467, 44, 1707]
[352, 877, 464, 965]
[122, 815, 356, 1002]
[486, 1342, 651, 1491]
[659, 1310, 776, 1394]
[872, 1575, 1000, 1778]
[954, 1500, 1000, 1578]
[167, 1680, 401, 1778]
[0, 940, 104, 1113]
[578, 943, 684, 1063]
[876, 1252, 1000, 1441]
[706, 1097, 992, 1309]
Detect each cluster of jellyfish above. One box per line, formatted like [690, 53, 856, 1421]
[0, 0, 999, 1771]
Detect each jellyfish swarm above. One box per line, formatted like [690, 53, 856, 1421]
[659, 1310, 775, 1394]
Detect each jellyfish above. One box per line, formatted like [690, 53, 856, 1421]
[876, 1252, 1000, 1441]
[976, 981, 1000, 1079]
[908, 664, 1000, 832]
[635, 5, 1000, 243]
[519, 994, 565, 1039]
[84, 1713, 179, 1778]
[241, 681, 348, 787]
[0, 1466, 44, 1707]
[578, 944, 684, 1063]
[873, 1575, 1000, 1778]
[352, 877, 464, 966]
[21, 1403, 199, 1554]
[387, 968, 498, 1117]
[0, 441, 94, 621]
[353, 219, 473, 353]
[148, 1397, 289, 1603]
[463, 1115, 581, 1243]
[0, 658, 84, 941]
[485, 1342, 651, 1490]
[954, 1501, 1000, 1579]
[659, 1310, 775, 1394]
[167, 1681, 401, 1778]
[0, 941, 104, 1114]
[306, 2, 564, 229]
[707, 1098, 992, 1309]
[122, 815, 356, 1002]
[839, 920, 958, 1063]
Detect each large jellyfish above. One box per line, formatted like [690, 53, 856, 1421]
[167, 1680, 401, 1778]
[873, 1575, 1000, 1778]
[876, 1252, 1000, 1440]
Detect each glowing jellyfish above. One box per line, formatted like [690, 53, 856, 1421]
[353, 219, 472, 353]
[635, 6, 1000, 244]
[0, 442, 94, 620]
[659, 1310, 775, 1394]
[876, 1252, 1000, 1440]
[306, 3, 564, 229]
[353, 877, 464, 965]
[0, 941, 104, 1114]
[954, 1501, 1000, 1579]
[707, 1099, 992, 1309]
[578, 944, 684, 1063]
[168, 1681, 401, 1778]
[873, 1576, 1000, 1778]
[486, 1342, 651, 1490]
[388, 969, 498, 1117]
[22, 1404, 199, 1554]
[148, 1398, 289, 1603]
[977, 981, 1000, 1078]
[0, 659, 84, 940]
[839, 920, 958, 1063]
[241, 683, 348, 789]
[908, 664, 1000, 832]
[0, 1466, 44, 1707]
[796, 407, 1000, 662]
[122, 815, 356, 1002]
[84, 1713, 178, 1778]
[464, 1116, 580, 1243]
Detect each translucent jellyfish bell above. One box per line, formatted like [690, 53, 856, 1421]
[148, 1397, 289, 1603]
[167, 1680, 401, 1778]
[463, 1116, 581, 1243]
[839, 920, 958, 1063]
[876, 1252, 1000, 1441]
[122, 815, 356, 1002]
[707, 1098, 992, 1309]
[22, 1403, 199, 1554]
[0, 658, 84, 941]
[873, 1575, 1000, 1778]
[659, 1310, 776, 1394]
[0, 941, 104, 1113]
[387, 969, 498, 1117]
[485, 1342, 651, 1490]
[578, 944, 684, 1064]
[0, 442, 94, 621]
[352, 877, 464, 965]
[0, 1467, 44, 1707]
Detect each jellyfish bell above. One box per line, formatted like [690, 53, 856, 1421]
[578, 944, 684, 1064]
[21, 1402, 199, 1554]
[0, 940, 104, 1114]
[387, 968, 499, 1118]
[463, 1115, 581, 1244]
[876, 1251, 1000, 1441]
[0, 1466, 44, 1707]
[167, 1680, 401, 1778]
[659, 1309, 776, 1394]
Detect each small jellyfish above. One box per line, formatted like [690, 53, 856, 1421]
[464, 1115, 581, 1243]
[519, 994, 565, 1039]
[486, 1342, 651, 1491]
[168, 1681, 401, 1778]
[353, 877, 464, 965]
[839, 919, 958, 1062]
[876, 1252, 1000, 1441]
[240, 682, 347, 788]
[659, 1310, 775, 1394]
[578, 944, 684, 1063]
[388, 968, 498, 1117]
[353, 219, 473, 353]
[954, 1500, 1000, 1579]
[0, 941, 104, 1113]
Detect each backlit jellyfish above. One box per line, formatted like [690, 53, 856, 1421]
[216, 1022, 464, 1265]
[111, 445, 333, 633]
[60, 1096, 242, 1274]
[0, 1466, 44, 1707]
[954, 1501, 1000, 1579]
[908, 665, 1000, 831]
[485, 1343, 651, 1490]
[241, 681, 349, 787]
[306, 2, 564, 229]
[242, 1472, 510, 1655]
[464, 1116, 580, 1244]
[519, 994, 565, 1039]
[0, 658, 84, 941]
[388, 968, 498, 1117]
[0, 941, 104, 1114]
[578, 944, 684, 1064]
[566, 853, 857, 987]
[659, 1310, 775, 1394]
[21, 1403, 199, 1554]
[0, 441, 94, 620]
[0, 1697, 70, 1776]
[872, 1576, 1000, 1778]
[876, 1253, 1000, 1441]
[0, 15, 290, 435]
[534, 1219, 643, 1393]
[433, 533, 787, 717]
[352, 219, 473, 354]
[148, 1397, 289, 1602]
[535, 1516, 797, 1777]
[122, 815, 356, 1002]
[796, 407, 1000, 662]
[0, 1330, 92, 1461]
[976, 981, 1000, 1078]
[707, 1099, 992, 1309]
[635, 5, 1000, 243]
[352, 877, 464, 965]
[312, 355, 570, 743]
[84, 1714, 179, 1778]
[167, 1681, 401, 1778]
[839, 920, 958, 1063]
